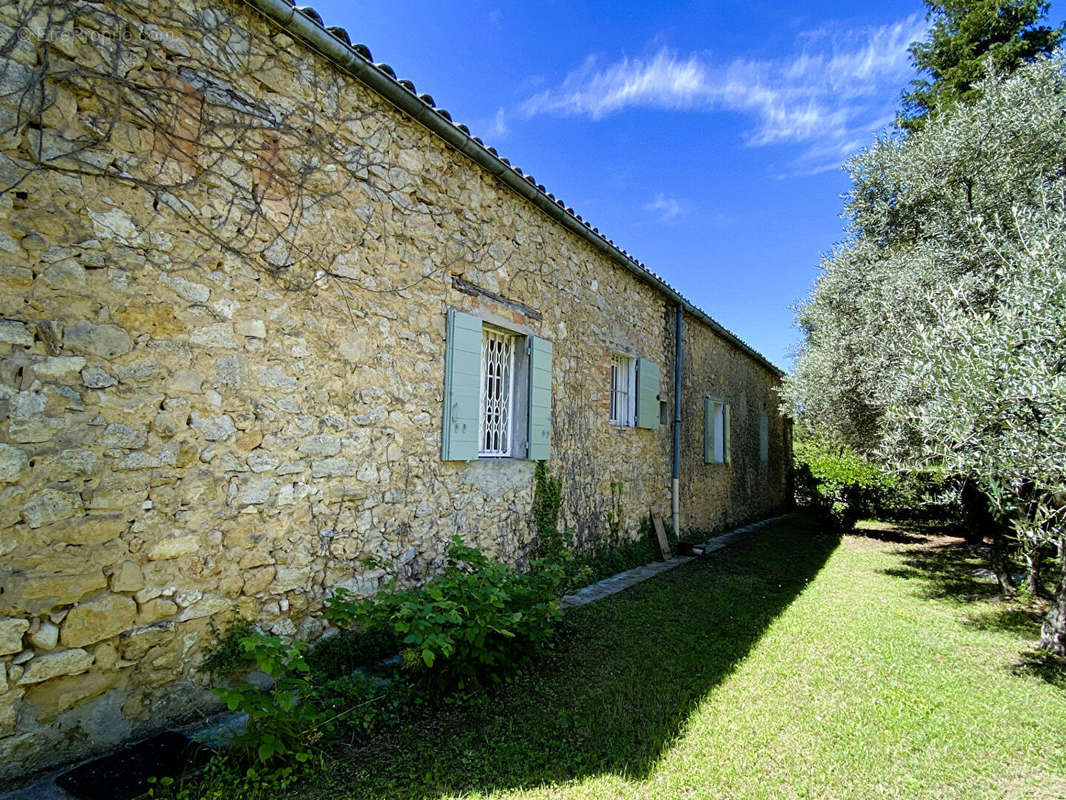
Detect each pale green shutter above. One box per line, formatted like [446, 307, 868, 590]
[527, 336, 552, 460]
[704, 397, 714, 463]
[723, 403, 732, 464]
[635, 358, 659, 430]
[759, 414, 769, 462]
[441, 309, 482, 461]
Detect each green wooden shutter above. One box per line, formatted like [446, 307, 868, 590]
[723, 403, 732, 464]
[704, 397, 714, 463]
[759, 414, 769, 462]
[527, 336, 552, 460]
[441, 309, 482, 461]
[635, 358, 659, 430]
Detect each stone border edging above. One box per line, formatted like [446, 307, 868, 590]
[559, 513, 795, 610]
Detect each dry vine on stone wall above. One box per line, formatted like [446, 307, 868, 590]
[0, 0, 510, 300]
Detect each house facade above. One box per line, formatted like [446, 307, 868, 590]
[0, 0, 790, 782]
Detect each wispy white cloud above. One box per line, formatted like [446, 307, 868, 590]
[644, 193, 684, 222]
[491, 106, 508, 138]
[521, 14, 927, 172]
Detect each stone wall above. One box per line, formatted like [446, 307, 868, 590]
[679, 319, 791, 531]
[0, 0, 788, 783]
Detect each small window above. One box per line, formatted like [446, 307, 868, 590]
[704, 398, 731, 464]
[479, 325, 518, 457]
[609, 354, 636, 427]
[759, 413, 769, 463]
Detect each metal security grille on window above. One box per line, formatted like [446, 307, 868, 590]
[614, 356, 626, 426]
[610, 355, 633, 426]
[479, 327, 516, 456]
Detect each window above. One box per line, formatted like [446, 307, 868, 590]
[704, 397, 731, 464]
[441, 309, 552, 462]
[609, 354, 636, 426]
[479, 325, 517, 457]
[759, 413, 769, 463]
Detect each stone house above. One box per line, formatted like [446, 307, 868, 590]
[0, 0, 791, 783]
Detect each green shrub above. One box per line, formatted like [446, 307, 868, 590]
[325, 536, 564, 691]
[212, 634, 322, 770]
[793, 440, 899, 531]
[209, 631, 403, 791]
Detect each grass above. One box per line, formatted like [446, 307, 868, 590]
[209, 515, 1066, 799]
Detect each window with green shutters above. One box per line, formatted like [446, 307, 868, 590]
[635, 357, 660, 430]
[441, 309, 552, 461]
[704, 397, 731, 464]
[759, 413, 769, 463]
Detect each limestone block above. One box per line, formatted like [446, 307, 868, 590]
[120, 625, 175, 662]
[235, 429, 263, 453]
[0, 320, 32, 347]
[0, 620, 30, 655]
[271, 566, 307, 594]
[87, 207, 140, 242]
[136, 599, 177, 626]
[0, 688, 23, 737]
[39, 514, 129, 546]
[160, 274, 210, 303]
[60, 595, 137, 648]
[63, 321, 133, 358]
[146, 535, 200, 561]
[99, 423, 147, 449]
[0, 488, 24, 529]
[28, 623, 58, 651]
[35, 449, 98, 482]
[165, 369, 203, 394]
[235, 476, 274, 506]
[115, 451, 162, 471]
[0, 444, 28, 484]
[25, 670, 124, 722]
[17, 649, 93, 685]
[0, 571, 107, 616]
[109, 562, 144, 593]
[235, 319, 266, 338]
[176, 595, 230, 622]
[21, 490, 82, 529]
[241, 566, 275, 596]
[81, 367, 116, 388]
[31, 357, 85, 381]
[253, 365, 296, 392]
[189, 323, 238, 349]
[299, 434, 340, 457]
[311, 457, 352, 478]
[94, 643, 118, 671]
[189, 412, 236, 441]
[0, 265, 32, 288]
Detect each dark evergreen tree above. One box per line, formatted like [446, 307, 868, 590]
[900, 0, 1063, 131]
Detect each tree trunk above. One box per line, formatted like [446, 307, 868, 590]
[989, 528, 1016, 597]
[1039, 553, 1066, 656]
[1026, 547, 1042, 598]
[960, 478, 994, 545]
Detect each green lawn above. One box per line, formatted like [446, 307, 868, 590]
[288, 516, 1065, 800]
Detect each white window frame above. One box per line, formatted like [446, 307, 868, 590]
[478, 325, 518, 457]
[711, 400, 727, 463]
[609, 354, 636, 427]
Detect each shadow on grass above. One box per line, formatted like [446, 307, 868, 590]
[303, 516, 839, 800]
[879, 535, 1002, 603]
[1011, 650, 1066, 691]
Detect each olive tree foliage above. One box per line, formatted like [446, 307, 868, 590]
[781, 57, 1066, 653]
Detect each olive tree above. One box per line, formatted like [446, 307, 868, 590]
[782, 56, 1066, 655]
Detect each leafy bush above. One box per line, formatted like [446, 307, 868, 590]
[212, 635, 322, 770]
[325, 536, 564, 690]
[207, 631, 404, 791]
[793, 440, 900, 531]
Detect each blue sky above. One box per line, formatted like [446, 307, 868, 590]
[309, 0, 932, 370]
